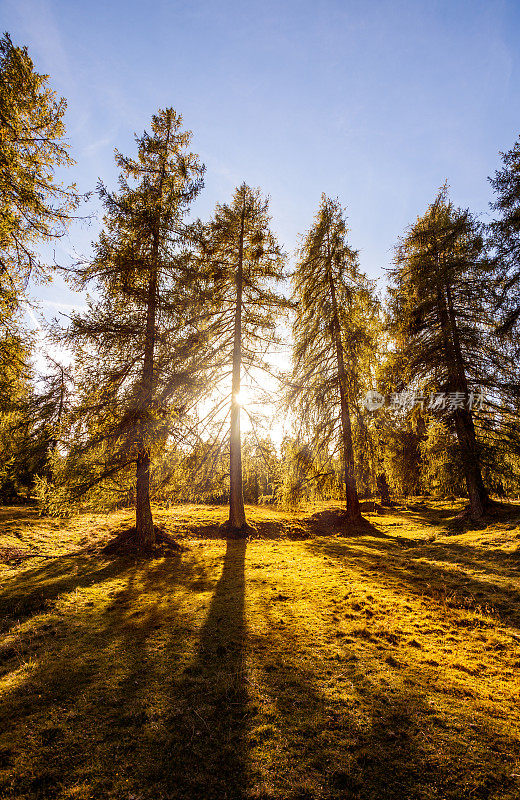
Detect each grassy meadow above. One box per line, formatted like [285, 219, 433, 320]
[0, 501, 519, 799]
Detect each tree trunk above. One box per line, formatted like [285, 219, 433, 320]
[228, 199, 247, 531]
[327, 247, 361, 520]
[136, 450, 154, 548]
[376, 473, 391, 506]
[135, 258, 157, 549]
[445, 280, 489, 512]
[57, 366, 65, 430]
[435, 276, 488, 518]
[134, 123, 171, 548]
[452, 409, 487, 517]
[48, 365, 65, 461]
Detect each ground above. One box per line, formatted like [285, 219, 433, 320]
[0, 499, 519, 800]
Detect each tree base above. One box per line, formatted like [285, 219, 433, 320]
[103, 525, 183, 556]
[309, 507, 371, 535]
[454, 496, 500, 524]
[219, 521, 256, 539]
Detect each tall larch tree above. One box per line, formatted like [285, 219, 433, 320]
[0, 32, 79, 492]
[60, 109, 206, 550]
[200, 184, 287, 535]
[290, 196, 377, 520]
[387, 187, 494, 518]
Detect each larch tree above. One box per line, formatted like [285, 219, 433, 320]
[290, 196, 377, 520]
[0, 32, 79, 315]
[0, 311, 32, 500]
[489, 135, 520, 338]
[1, 355, 73, 504]
[59, 108, 207, 550]
[0, 31, 79, 493]
[200, 184, 287, 535]
[387, 187, 494, 518]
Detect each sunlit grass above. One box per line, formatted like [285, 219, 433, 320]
[0, 500, 519, 799]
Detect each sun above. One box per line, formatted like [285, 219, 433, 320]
[234, 386, 250, 407]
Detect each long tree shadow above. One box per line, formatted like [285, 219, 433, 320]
[308, 534, 520, 629]
[404, 537, 520, 577]
[81, 538, 250, 800]
[0, 535, 250, 800]
[250, 604, 435, 799]
[248, 577, 518, 800]
[0, 552, 137, 632]
[0, 548, 218, 799]
[168, 537, 249, 799]
[1, 532, 519, 799]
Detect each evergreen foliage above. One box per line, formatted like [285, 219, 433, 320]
[0, 32, 79, 313]
[56, 109, 207, 547]
[489, 135, 520, 337]
[386, 187, 519, 516]
[199, 184, 287, 532]
[290, 196, 379, 518]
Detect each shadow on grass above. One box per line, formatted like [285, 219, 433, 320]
[1, 527, 519, 799]
[308, 532, 520, 630]
[156, 506, 392, 542]
[307, 509, 392, 540]
[0, 506, 40, 525]
[0, 552, 137, 631]
[251, 584, 517, 799]
[251, 601, 437, 798]
[165, 519, 311, 541]
[401, 500, 520, 535]
[0, 540, 249, 800]
[175, 538, 249, 798]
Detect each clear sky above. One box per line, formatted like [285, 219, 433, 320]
[2, 0, 520, 309]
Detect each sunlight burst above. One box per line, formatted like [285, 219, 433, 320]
[234, 388, 249, 407]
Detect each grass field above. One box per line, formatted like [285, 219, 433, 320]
[0, 500, 519, 799]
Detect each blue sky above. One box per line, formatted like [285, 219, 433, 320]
[2, 0, 520, 308]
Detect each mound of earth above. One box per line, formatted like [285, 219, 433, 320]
[308, 507, 380, 535]
[102, 526, 183, 556]
[218, 520, 258, 539]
